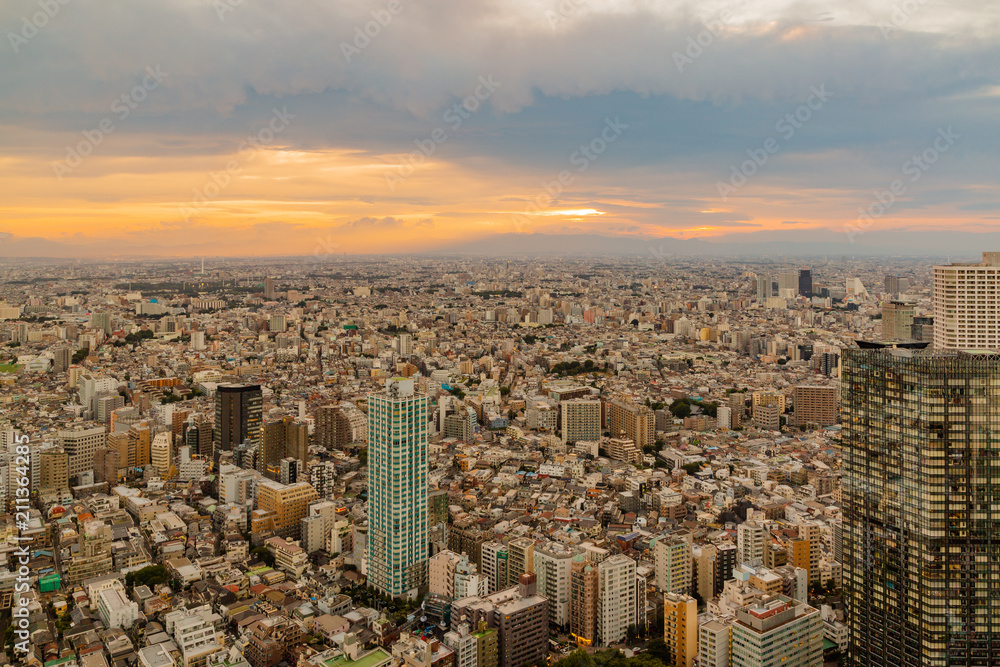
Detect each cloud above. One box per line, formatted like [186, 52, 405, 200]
[2, 0, 998, 122]
[339, 216, 434, 230]
[959, 202, 1000, 211]
[1, 0, 999, 254]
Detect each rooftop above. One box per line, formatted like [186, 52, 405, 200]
[325, 648, 392, 667]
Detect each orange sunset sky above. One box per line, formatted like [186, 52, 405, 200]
[1, 0, 998, 257]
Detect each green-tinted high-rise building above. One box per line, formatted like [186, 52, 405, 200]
[368, 377, 429, 599]
[843, 345, 1000, 666]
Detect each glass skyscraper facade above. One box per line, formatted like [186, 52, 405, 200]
[367, 377, 429, 599]
[843, 346, 1000, 666]
[214, 383, 262, 453]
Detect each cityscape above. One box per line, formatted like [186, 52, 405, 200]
[3, 0, 1000, 666]
[0, 251, 998, 667]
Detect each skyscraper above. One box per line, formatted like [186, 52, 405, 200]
[597, 554, 637, 645]
[315, 404, 352, 450]
[571, 554, 599, 645]
[777, 271, 799, 296]
[185, 415, 213, 458]
[39, 447, 69, 492]
[368, 377, 429, 599]
[756, 275, 772, 301]
[506, 537, 535, 588]
[214, 384, 262, 453]
[791, 385, 839, 427]
[881, 300, 915, 340]
[843, 345, 1000, 665]
[885, 274, 901, 296]
[608, 399, 655, 447]
[798, 269, 813, 298]
[53, 346, 72, 373]
[261, 415, 308, 478]
[662, 592, 698, 667]
[560, 398, 602, 444]
[933, 252, 1000, 350]
[255, 479, 318, 541]
[534, 542, 577, 628]
[58, 424, 107, 480]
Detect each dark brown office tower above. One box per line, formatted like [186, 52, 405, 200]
[171, 409, 190, 441]
[214, 384, 262, 452]
[792, 385, 839, 427]
[798, 269, 813, 298]
[448, 519, 488, 569]
[451, 574, 548, 667]
[261, 416, 308, 479]
[315, 404, 351, 450]
[714, 542, 738, 596]
[53, 346, 72, 373]
[497, 574, 548, 667]
[185, 416, 213, 458]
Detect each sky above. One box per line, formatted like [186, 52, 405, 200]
[1, 0, 999, 257]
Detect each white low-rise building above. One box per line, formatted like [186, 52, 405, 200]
[97, 580, 140, 629]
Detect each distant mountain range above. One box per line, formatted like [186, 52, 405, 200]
[0, 228, 997, 260]
[430, 230, 1000, 260]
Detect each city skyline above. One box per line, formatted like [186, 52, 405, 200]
[6, 251, 1000, 665]
[6, 0, 1000, 662]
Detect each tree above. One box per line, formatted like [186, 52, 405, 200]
[644, 639, 670, 666]
[126, 564, 171, 590]
[552, 650, 596, 667]
[681, 461, 703, 475]
[669, 398, 692, 419]
[250, 547, 275, 567]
